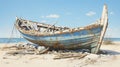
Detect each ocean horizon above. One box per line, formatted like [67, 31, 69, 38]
[0, 38, 28, 43]
[0, 38, 120, 43]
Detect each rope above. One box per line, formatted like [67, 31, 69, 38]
[5, 22, 20, 44]
[3, 24, 16, 48]
[7, 24, 15, 43]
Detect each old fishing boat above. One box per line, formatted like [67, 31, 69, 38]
[15, 5, 108, 53]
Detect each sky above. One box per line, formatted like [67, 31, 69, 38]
[0, 0, 120, 38]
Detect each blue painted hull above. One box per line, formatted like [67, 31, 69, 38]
[20, 26, 102, 50]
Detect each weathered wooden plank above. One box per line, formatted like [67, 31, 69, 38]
[54, 53, 88, 59]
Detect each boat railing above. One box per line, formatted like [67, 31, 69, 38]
[15, 17, 103, 36]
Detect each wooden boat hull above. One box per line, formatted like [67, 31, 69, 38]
[19, 26, 102, 53]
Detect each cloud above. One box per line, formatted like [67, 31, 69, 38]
[46, 14, 60, 18]
[110, 11, 114, 15]
[40, 14, 60, 19]
[86, 11, 96, 17]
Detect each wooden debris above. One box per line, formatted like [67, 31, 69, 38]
[1, 45, 27, 51]
[34, 47, 49, 54]
[6, 50, 24, 55]
[2, 43, 49, 55]
[54, 53, 88, 59]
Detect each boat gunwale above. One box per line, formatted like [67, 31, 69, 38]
[15, 19, 103, 36]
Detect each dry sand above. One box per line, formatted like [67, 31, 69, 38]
[0, 42, 120, 67]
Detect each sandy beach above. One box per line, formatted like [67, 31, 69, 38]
[0, 41, 120, 67]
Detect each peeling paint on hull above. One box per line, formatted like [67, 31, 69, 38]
[20, 26, 102, 51]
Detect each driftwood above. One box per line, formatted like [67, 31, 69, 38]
[1, 45, 27, 51]
[54, 53, 88, 59]
[6, 50, 25, 55]
[5, 47, 49, 55]
[3, 43, 49, 55]
[34, 47, 49, 54]
[1, 46, 19, 50]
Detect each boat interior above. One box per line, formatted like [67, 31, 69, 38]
[15, 18, 102, 35]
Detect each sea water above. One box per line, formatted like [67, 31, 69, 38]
[104, 38, 120, 41]
[0, 38, 28, 43]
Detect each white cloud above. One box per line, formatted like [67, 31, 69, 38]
[110, 11, 114, 15]
[40, 14, 60, 19]
[86, 11, 96, 17]
[46, 14, 60, 18]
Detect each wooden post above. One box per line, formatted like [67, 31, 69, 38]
[91, 4, 108, 53]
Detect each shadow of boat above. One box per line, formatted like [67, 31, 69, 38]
[99, 49, 120, 55]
